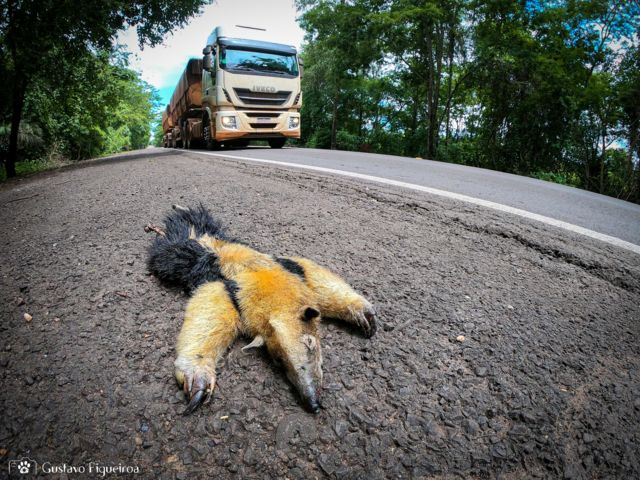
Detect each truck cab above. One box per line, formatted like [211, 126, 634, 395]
[201, 26, 302, 148]
[162, 26, 302, 150]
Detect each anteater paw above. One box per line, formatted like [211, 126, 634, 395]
[174, 357, 217, 415]
[353, 303, 377, 338]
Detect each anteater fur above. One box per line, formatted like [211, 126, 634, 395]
[148, 204, 226, 292]
[146, 204, 377, 414]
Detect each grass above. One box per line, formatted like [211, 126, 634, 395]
[530, 170, 582, 188]
[0, 157, 72, 182]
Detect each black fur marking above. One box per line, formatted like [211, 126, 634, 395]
[223, 280, 241, 314]
[148, 239, 222, 292]
[147, 204, 226, 292]
[275, 257, 305, 280]
[164, 203, 227, 242]
[303, 307, 320, 322]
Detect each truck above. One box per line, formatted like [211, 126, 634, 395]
[162, 25, 302, 150]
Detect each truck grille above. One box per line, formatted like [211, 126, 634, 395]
[245, 112, 281, 118]
[249, 123, 278, 129]
[234, 88, 291, 106]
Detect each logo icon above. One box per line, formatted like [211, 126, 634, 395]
[251, 85, 276, 93]
[8, 457, 37, 476]
[18, 461, 30, 474]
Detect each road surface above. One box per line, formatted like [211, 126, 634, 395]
[1, 148, 638, 479]
[198, 146, 640, 249]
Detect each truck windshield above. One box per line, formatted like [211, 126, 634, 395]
[220, 48, 299, 77]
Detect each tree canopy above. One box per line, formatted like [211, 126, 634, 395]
[0, 0, 209, 177]
[297, 0, 640, 202]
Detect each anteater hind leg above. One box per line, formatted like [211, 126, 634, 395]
[174, 281, 241, 414]
[292, 257, 377, 338]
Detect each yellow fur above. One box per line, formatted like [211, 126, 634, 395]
[289, 256, 371, 326]
[235, 267, 319, 361]
[198, 235, 274, 277]
[173, 231, 374, 412]
[174, 282, 240, 388]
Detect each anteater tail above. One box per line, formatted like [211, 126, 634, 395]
[148, 204, 225, 292]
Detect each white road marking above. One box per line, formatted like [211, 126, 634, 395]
[191, 150, 640, 255]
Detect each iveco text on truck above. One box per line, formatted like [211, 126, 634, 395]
[162, 25, 302, 149]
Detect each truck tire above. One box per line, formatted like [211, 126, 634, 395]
[269, 138, 286, 149]
[203, 118, 220, 150]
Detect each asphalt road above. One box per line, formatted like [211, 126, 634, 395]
[198, 146, 640, 248]
[1, 149, 638, 479]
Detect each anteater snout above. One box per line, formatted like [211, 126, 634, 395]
[304, 394, 322, 414]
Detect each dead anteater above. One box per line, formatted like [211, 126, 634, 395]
[145, 204, 376, 414]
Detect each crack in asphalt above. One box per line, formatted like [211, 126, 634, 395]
[193, 154, 640, 295]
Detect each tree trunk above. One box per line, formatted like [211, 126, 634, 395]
[7, 78, 26, 178]
[444, 15, 456, 143]
[599, 124, 606, 194]
[429, 24, 444, 159]
[330, 90, 338, 150]
[425, 27, 434, 158]
[358, 101, 363, 140]
[409, 94, 419, 156]
[628, 119, 638, 200]
[584, 157, 590, 190]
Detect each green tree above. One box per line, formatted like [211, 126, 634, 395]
[1, 0, 209, 178]
[152, 118, 166, 147]
[19, 48, 158, 162]
[296, 0, 640, 202]
[375, 0, 467, 159]
[298, 0, 385, 150]
[614, 46, 640, 200]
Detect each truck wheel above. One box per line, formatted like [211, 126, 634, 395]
[268, 138, 286, 149]
[203, 120, 220, 150]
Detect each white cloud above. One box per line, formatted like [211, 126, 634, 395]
[116, 0, 304, 102]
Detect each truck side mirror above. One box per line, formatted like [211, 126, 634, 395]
[203, 45, 215, 71]
[298, 57, 304, 78]
[203, 53, 213, 71]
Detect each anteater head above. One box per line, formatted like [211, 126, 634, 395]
[244, 306, 323, 413]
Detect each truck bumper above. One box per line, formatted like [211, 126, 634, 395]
[214, 111, 301, 141]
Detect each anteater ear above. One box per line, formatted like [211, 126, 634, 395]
[241, 336, 265, 352]
[303, 307, 320, 322]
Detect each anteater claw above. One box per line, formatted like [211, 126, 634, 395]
[181, 378, 214, 415]
[175, 359, 216, 415]
[144, 223, 165, 236]
[183, 390, 207, 415]
[359, 305, 377, 338]
[172, 204, 189, 212]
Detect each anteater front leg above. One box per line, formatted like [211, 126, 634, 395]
[174, 281, 241, 414]
[292, 257, 377, 338]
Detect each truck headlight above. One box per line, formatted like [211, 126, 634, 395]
[221, 116, 238, 129]
[288, 116, 300, 129]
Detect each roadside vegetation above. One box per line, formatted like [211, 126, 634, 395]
[0, 50, 158, 181]
[0, 0, 208, 181]
[296, 0, 640, 203]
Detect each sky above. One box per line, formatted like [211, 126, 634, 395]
[116, 0, 305, 107]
